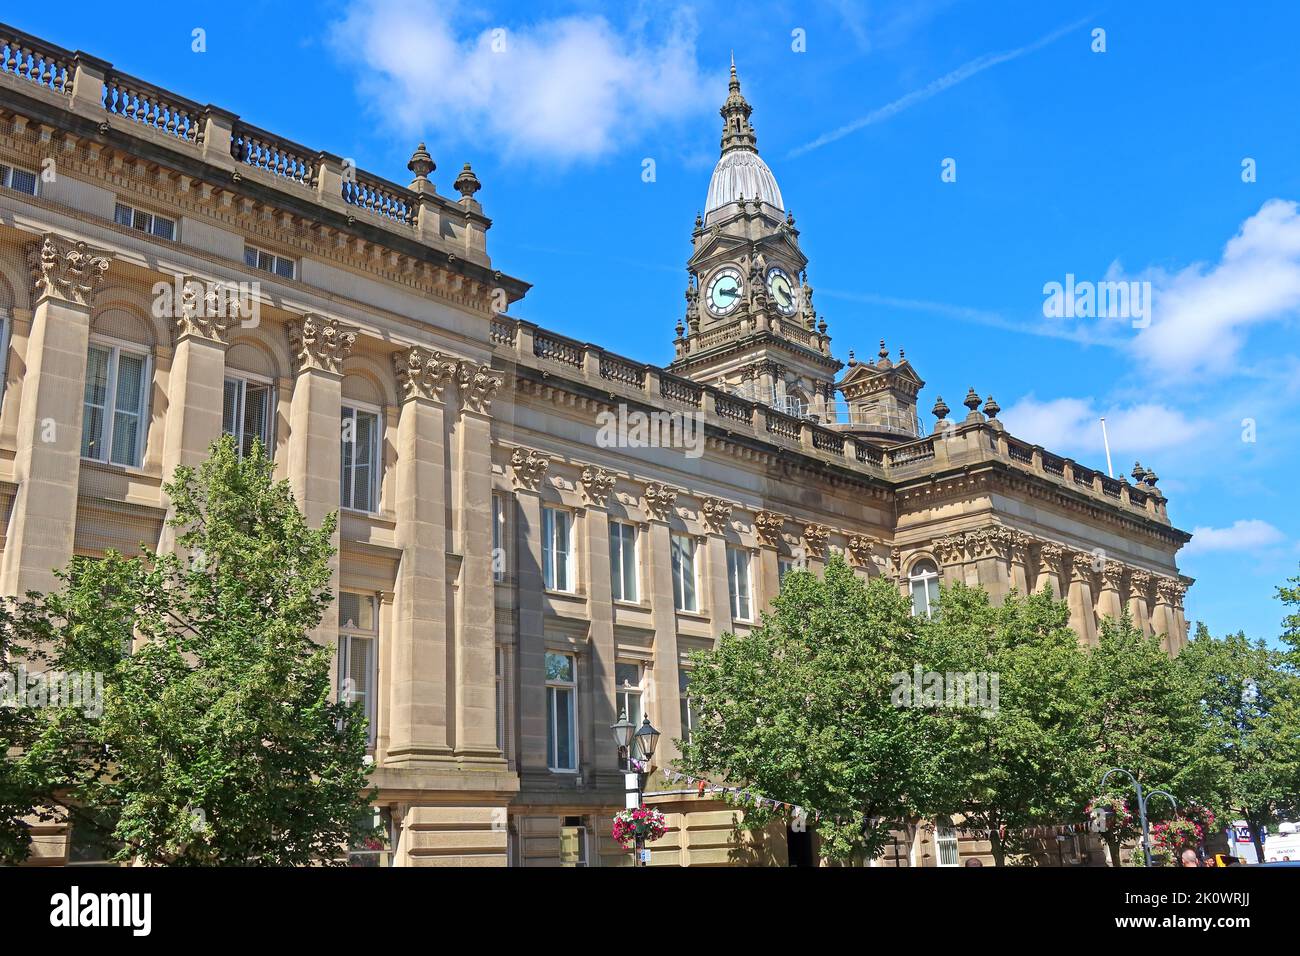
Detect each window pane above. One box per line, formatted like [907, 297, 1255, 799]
[114, 203, 134, 227]
[153, 216, 176, 241]
[274, 256, 295, 279]
[546, 689, 556, 766]
[615, 662, 639, 688]
[9, 168, 36, 195]
[542, 508, 555, 590]
[339, 409, 355, 509]
[555, 688, 574, 768]
[110, 352, 146, 466]
[81, 347, 110, 459]
[553, 511, 569, 591]
[338, 592, 375, 631]
[608, 528, 623, 601]
[351, 412, 376, 510]
[621, 528, 637, 601]
[244, 247, 259, 269]
[222, 378, 241, 440]
[131, 208, 151, 232]
[545, 652, 572, 683]
[243, 382, 272, 457]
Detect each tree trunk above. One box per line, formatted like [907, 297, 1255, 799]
[991, 828, 1006, 866]
[1248, 814, 1267, 864]
[1103, 833, 1122, 867]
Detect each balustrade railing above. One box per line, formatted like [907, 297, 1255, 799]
[599, 353, 645, 389]
[104, 71, 205, 145]
[231, 123, 316, 186]
[0, 31, 71, 93]
[343, 171, 417, 227]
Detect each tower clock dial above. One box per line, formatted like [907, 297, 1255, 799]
[706, 266, 743, 316]
[767, 267, 796, 315]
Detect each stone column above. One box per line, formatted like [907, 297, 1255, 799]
[386, 347, 457, 766]
[1067, 553, 1099, 645]
[1096, 561, 1126, 626]
[702, 498, 735, 636]
[644, 484, 683, 765]
[0, 234, 111, 597]
[1128, 570, 1153, 637]
[581, 467, 619, 781]
[450, 361, 506, 766]
[1153, 578, 1182, 653]
[156, 279, 236, 553]
[1036, 543, 1067, 601]
[511, 448, 550, 777]
[754, 511, 786, 608]
[1008, 532, 1032, 594]
[286, 315, 356, 661]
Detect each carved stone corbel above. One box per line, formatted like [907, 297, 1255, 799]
[754, 510, 787, 545]
[801, 523, 830, 556]
[288, 315, 357, 375]
[27, 233, 111, 307]
[457, 361, 501, 415]
[643, 482, 679, 521]
[700, 496, 734, 534]
[510, 447, 550, 491]
[580, 466, 617, 506]
[393, 346, 458, 403]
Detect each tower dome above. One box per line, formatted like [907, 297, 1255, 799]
[704, 57, 784, 218]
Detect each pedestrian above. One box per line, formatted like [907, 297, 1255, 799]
[1180, 849, 1200, 868]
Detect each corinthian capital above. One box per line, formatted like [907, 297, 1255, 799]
[510, 447, 550, 491]
[754, 510, 787, 545]
[394, 346, 458, 403]
[289, 315, 357, 375]
[1156, 577, 1186, 606]
[801, 523, 830, 554]
[27, 233, 111, 307]
[581, 466, 617, 506]
[643, 482, 679, 521]
[700, 496, 734, 534]
[1129, 569, 1154, 596]
[1100, 561, 1126, 591]
[457, 361, 501, 415]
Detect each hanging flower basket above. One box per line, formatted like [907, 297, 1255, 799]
[612, 807, 667, 850]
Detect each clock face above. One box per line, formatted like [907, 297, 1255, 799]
[706, 266, 743, 316]
[767, 267, 796, 315]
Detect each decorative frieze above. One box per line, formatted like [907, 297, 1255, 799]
[288, 315, 357, 375]
[580, 466, 617, 506]
[510, 447, 550, 491]
[700, 496, 733, 534]
[643, 482, 679, 520]
[27, 233, 111, 307]
[393, 346, 458, 403]
[753, 510, 787, 545]
[457, 361, 501, 415]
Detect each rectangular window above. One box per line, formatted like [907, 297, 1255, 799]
[338, 592, 378, 746]
[670, 533, 698, 612]
[492, 493, 506, 582]
[615, 661, 643, 728]
[222, 375, 274, 459]
[542, 507, 574, 592]
[778, 558, 795, 586]
[545, 651, 577, 771]
[608, 521, 638, 602]
[495, 645, 508, 754]
[244, 244, 296, 279]
[81, 342, 150, 467]
[0, 163, 37, 196]
[340, 405, 381, 512]
[727, 547, 752, 621]
[679, 669, 696, 745]
[114, 201, 176, 241]
[935, 820, 960, 867]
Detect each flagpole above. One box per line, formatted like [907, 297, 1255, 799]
[1100, 416, 1114, 478]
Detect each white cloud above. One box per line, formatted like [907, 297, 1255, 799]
[1182, 519, 1286, 556]
[328, 0, 713, 162]
[1132, 199, 1300, 378]
[999, 396, 1207, 461]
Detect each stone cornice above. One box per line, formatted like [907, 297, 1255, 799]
[26, 232, 111, 307]
[288, 314, 357, 375]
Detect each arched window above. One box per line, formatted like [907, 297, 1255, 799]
[909, 559, 940, 618]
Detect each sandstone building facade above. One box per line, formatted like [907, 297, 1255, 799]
[0, 26, 1190, 866]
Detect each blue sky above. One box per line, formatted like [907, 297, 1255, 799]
[20, 0, 1300, 643]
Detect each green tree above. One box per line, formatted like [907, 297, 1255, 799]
[6, 436, 375, 865]
[922, 585, 1093, 866]
[1083, 614, 1223, 865]
[1178, 623, 1300, 864]
[677, 556, 939, 861]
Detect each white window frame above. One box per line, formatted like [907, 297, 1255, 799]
[679, 669, 695, 745]
[542, 507, 576, 593]
[609, 520, 639, 603]
[114, 200, 177, 241]
[338, 591, 379, 747]
[243, 243, 296, 280]
[492, 493, 507, 583]
[495, 645, 509, 755]
[81, 336, 151, 468]
[727, 546, 752, 621]
[340, 402, 382, 514]
[935, 817, 960, 867]
[615, 660, 643, 727]
[0, 163, 37, 196]
[545, 650, 579, 772]
[223, 371, 275, 459]
[671, 533, 699, 612]
[909, 560, 941, 619]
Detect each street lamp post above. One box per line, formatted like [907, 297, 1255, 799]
[1099, 768, 1178, 867]
[611, 712, 660, 867]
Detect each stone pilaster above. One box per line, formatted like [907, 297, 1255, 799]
[582, 491, 619, 782]
[644, 485, 683, 765]
[1128, 570, 1154, 637]
[1036, 543, 1067, 601]
[754, 511, 784, 611]
[451, 361, 506, 766]
[1008, 531, 1033, 594]
[1096, 561, 1126, 624]
[386, 346, 457, 766]
[1153, 577, 1184, 653]
[510, 447, 550, 776]
[286, 315, 356, 660]
[1067, 552, 1099, 645]
[0, 234, 111, 597]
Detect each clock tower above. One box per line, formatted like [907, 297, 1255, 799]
[669, 58, 842, 421]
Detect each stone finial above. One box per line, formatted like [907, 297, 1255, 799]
[983, 395, 1000, 418]
[288, 315, 357, 375]
[877, 339, 890, 365]
[393, 345, 457, 403]
[407, 142, 436, 191]
[932, 395, 950, 420]
[694, 211, 703, 231]
[510, 447, 550, 490]
[847, 350, 857, 367]
[817, 316, 828, 335]
[453, 162, 481, 202]
[457, 361, 502, 415]
[963, 387, 982, 413]
[674, 319, 685, 340]
[1131, 461, 1147, 482]
[27, 233, 111, 307]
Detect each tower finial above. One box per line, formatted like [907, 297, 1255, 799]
[719, 56, 756, 154]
